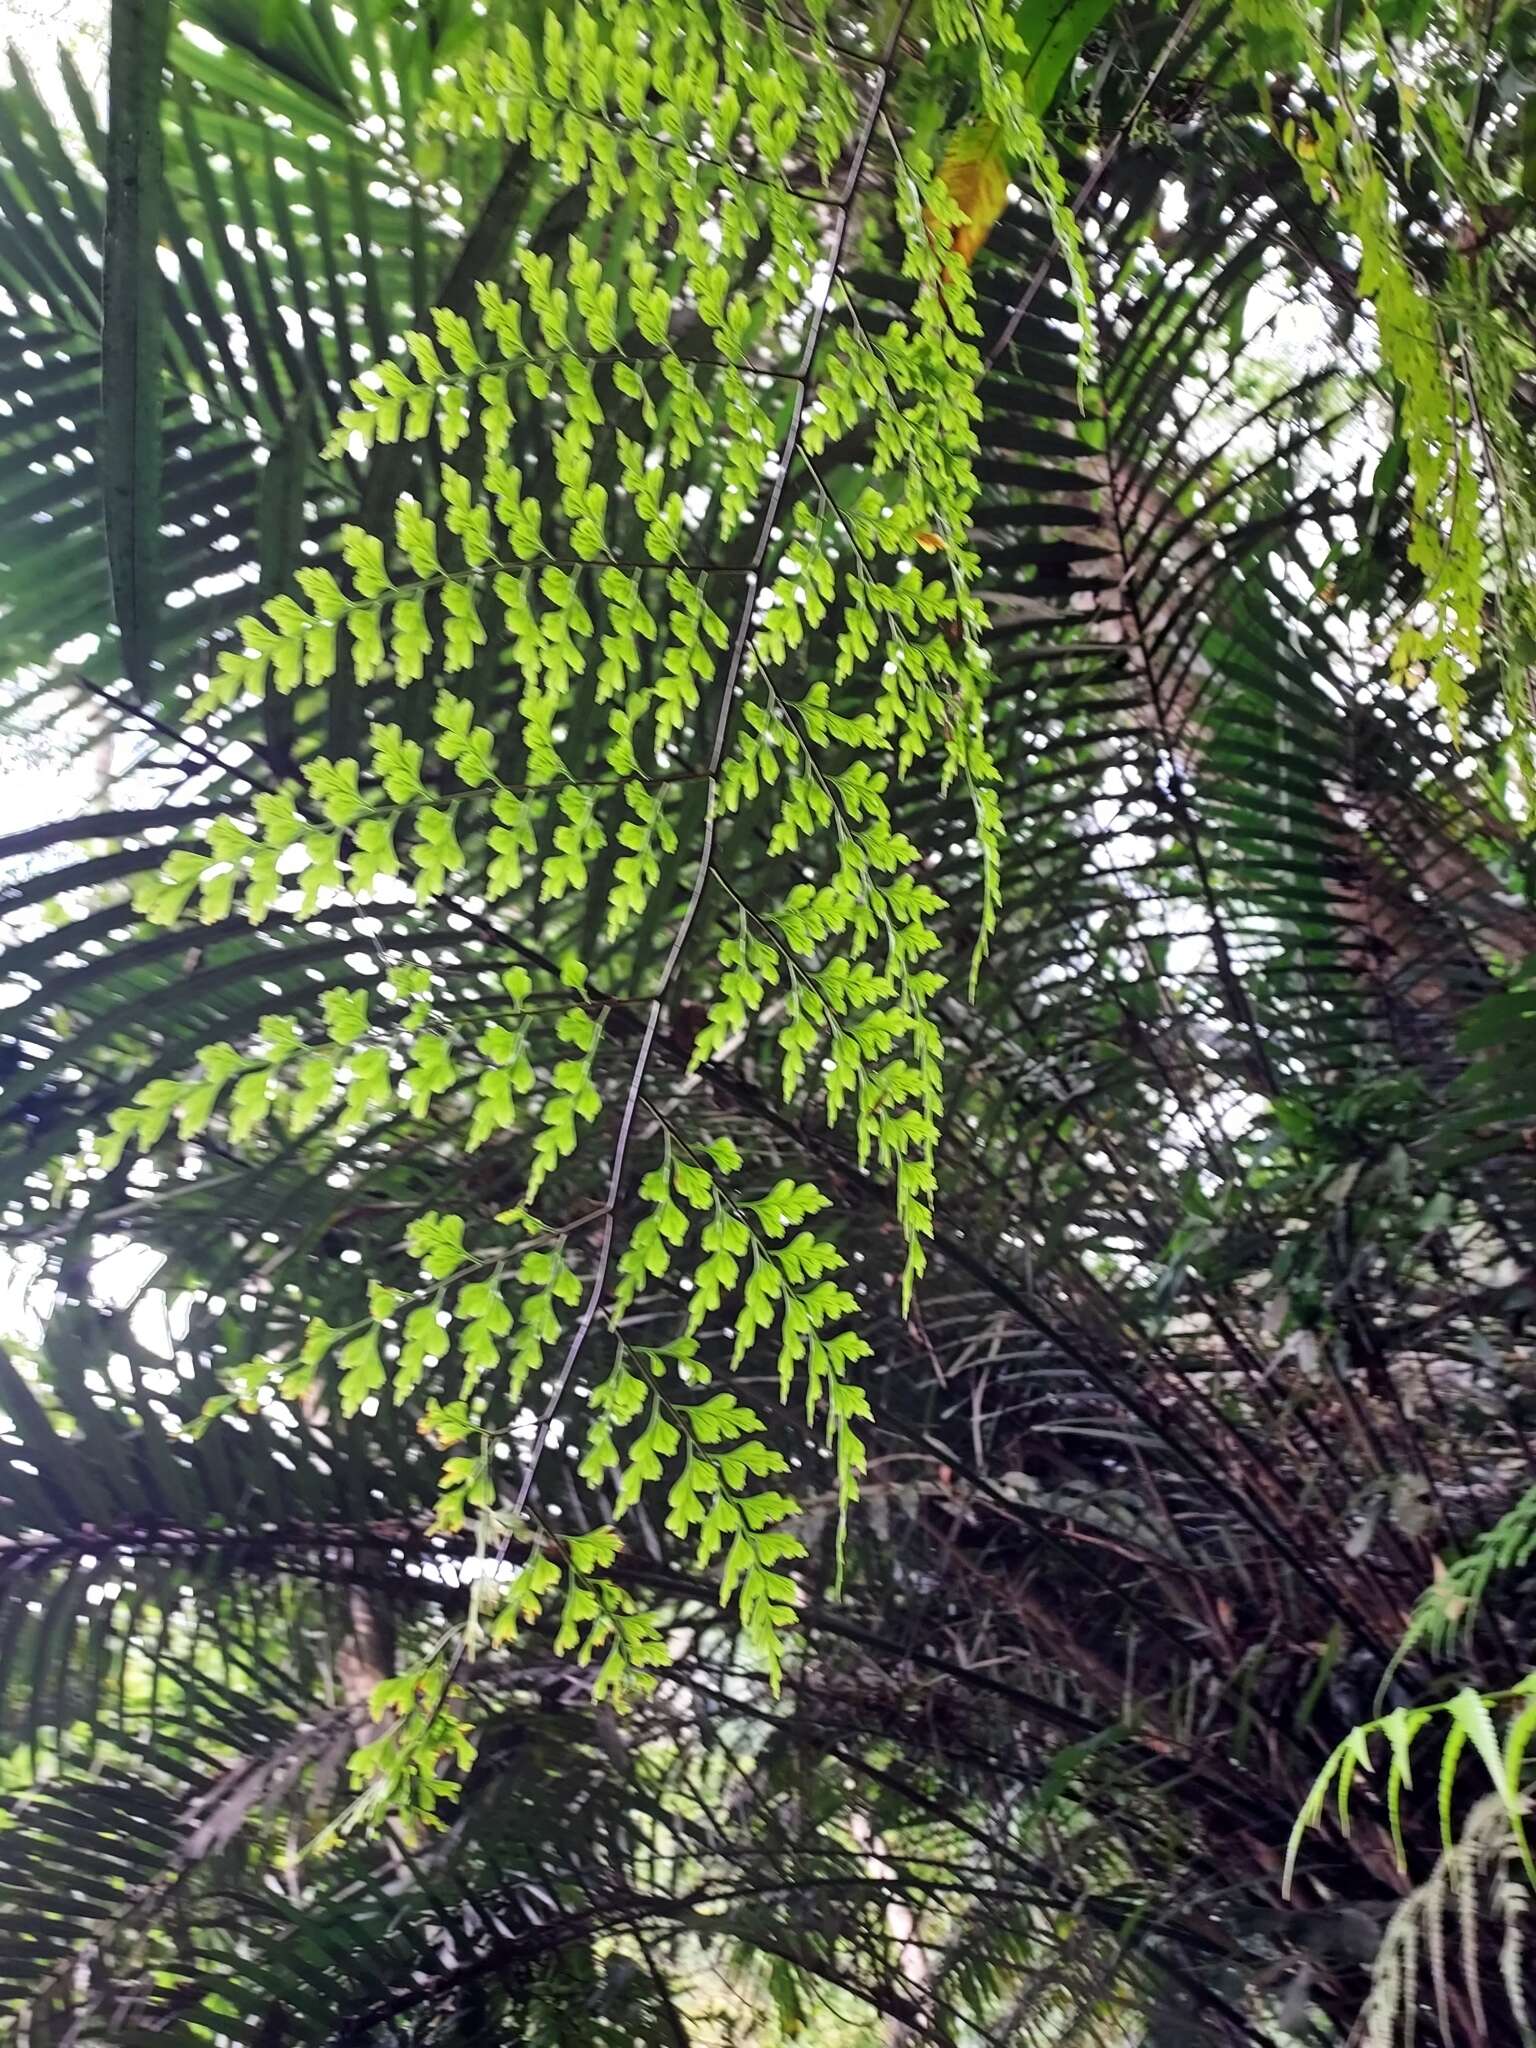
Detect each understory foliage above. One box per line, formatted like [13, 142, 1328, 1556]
[4, 0, 1536, 2042]
[109, 0, 1015, 1805]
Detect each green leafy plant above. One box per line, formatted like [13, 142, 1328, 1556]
[1288, 1678, 1536, 1890]
[48, 0, 1039, 1823]
[8, 0, 1536, 2041]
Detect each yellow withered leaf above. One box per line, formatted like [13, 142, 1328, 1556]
[929, 120, 1010, 269]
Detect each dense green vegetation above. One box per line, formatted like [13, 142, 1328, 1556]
[4, 0, 1536, 2038]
